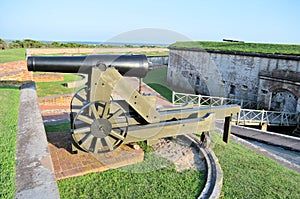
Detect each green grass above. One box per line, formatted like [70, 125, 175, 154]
[143, 67, 172, 101]
[0, 87, 20, 198]
[0, 48, 26, 63]
[170, 41, 300, 55]
[45, 122, 205, 198]
[45, 122, 70, 132]
[35, 73, 82, 97]
[212, 133, 300, 198]
[57, 153, 204, 199]
[147, 83, 172, 102]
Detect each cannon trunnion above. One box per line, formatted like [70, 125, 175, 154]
[27, 54, 240, 154]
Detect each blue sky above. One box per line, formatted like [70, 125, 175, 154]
[1, 0, 299, 44]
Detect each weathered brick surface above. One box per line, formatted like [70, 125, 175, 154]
[0, 60, 64, 82]
[46, 131, 144, 180]
[0, 61, 33, 81]
[38, 95, 73, 106]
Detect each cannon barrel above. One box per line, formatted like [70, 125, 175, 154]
[27, 54, 149, 78]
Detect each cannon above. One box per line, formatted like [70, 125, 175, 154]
[27, 54, 240, 154]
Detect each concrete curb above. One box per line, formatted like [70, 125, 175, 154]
[15, 82, 60, 199]
[65, 74, 87, 88]
[185, 135, 223, 199]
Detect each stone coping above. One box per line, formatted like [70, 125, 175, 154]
[169, 47, 300, 61]
[15, 82, 60, 199]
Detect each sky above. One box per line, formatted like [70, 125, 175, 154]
[0, 0, 299, 44]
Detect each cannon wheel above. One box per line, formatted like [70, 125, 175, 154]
[71, 100, 128, 153]
[70, 86, 88, 114]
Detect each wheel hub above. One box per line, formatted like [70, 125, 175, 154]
[91, 118, 112, 138]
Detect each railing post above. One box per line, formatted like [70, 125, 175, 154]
[220, 97, 224, 106]
[240, 99, 243, 108]
[261, 110, 265, 125]
[172, 91, 175, 104]
[198, 94, 201, 106]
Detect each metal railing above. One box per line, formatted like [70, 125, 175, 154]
[233, 109, 298, 126]
[172, 91, 257, 109]
[172, 91, 299, 126]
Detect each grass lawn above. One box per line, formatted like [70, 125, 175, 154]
[0, 87, 20, 199]
[143, 67, 172, 101]
[45, 122, 70, 132]
[35, 73, 82, 97]
[170, 41, 300, 55]
[0, 48, 26, 63]
[57, 157, 204, 199]
[210, 133, 300, 198]
[44, 122, 205, 198]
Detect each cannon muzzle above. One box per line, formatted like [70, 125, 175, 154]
[27, 54, 149, 78]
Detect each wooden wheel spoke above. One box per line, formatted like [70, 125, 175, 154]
[110, 130, 125, 141]
[93, 138, 103, 153]
[108, 108, 123, 120]
[89, 137, 98, 153]
[111, 118, 128, 130]
[78, 132, 92, 145]
[91, 104, 100, 119]
[73, 127, 90, 134]
[104, 137, 114, 151]
[102, 103, 110, 119]
[78, 115, 94, 125]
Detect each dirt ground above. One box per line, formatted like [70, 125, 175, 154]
[152, 136, 206, 172]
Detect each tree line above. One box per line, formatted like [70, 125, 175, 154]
[0, 38, 159, 50]
[0, 38, 102, 49]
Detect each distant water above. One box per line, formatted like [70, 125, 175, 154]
[75, 41, 170, 47]
[5, 39, 169, 47]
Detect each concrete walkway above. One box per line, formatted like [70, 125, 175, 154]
[230, 125, 300, 152]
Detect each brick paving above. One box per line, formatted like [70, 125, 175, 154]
[47, 131, 144, 180]
[0, 61, 32, 81]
